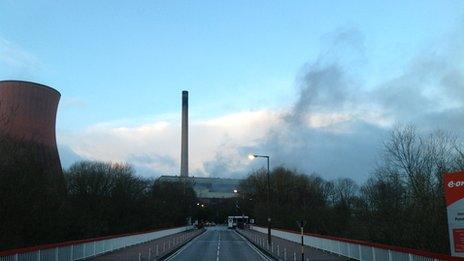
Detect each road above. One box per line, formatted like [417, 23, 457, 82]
[92, 229, 203, 261]
[239, 229, 348, 261]
[164, 226, 271, 261]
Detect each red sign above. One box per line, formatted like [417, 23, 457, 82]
[445, 171, 464, 257]
[453, 229, 464, 252]
[444, 172, 464, 206]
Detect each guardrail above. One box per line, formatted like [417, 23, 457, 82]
[250, 225, 460, 261]
[0, 225, 194, 261]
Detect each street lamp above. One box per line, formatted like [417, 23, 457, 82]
[248, 154, 271, 246]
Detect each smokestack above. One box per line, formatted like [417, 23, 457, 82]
[180, 90, 189, 177]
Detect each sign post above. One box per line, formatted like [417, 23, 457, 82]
[444, 171, 464, 257]
[296, 220, 307, 261]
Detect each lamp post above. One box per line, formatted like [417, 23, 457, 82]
[248, 154, 271, 246]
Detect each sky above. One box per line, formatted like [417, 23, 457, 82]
[0, 1, 463, 181]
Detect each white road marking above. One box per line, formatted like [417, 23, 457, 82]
[164, 230, 207, 261]
[216, 231, 221, 261]
[197, 240, 242, 242]
[234, 230, 273, 261]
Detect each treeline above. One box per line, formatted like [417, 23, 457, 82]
[63, 162, 196, 238]
[238, 125, 464, 254]
[0, 142, 197, 251]
[0, 136, 66, 250]
[2, 125, 463, 254]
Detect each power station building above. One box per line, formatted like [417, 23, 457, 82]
[158, 175, 242, 199]
[0, 80, 62, 175]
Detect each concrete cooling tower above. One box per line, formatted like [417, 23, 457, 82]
[0, 80, 62, 175]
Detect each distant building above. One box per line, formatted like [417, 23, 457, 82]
[157, 175, 242, 199]
[0, 80, 62, 175]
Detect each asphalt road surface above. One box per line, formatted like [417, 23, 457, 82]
[238, 229, 348, 261]
[92, 229, 203, 260]
[164, 226, 271, 261]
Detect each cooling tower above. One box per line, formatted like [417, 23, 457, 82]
[0, 80, 62, 175]
[180, 90, 188, 177]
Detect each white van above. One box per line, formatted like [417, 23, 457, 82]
[227, 215, 249, 229]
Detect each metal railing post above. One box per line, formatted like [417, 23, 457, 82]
[358, 245, 362, 261]
[0, 226, 205, 261]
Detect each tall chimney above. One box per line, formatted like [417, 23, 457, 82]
[180, 90, 189, 177]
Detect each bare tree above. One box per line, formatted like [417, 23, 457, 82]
[376, 124, 464, 252]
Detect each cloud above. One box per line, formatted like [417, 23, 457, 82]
[61, 97, 88, 109]
[0, 37, 41, 75]
[237, 27, 464, 181]
[58, 110, 278, 178]
[59, 26, 464, 181]
[442, 69, 464, 102]
[58, 144, 86, 169]
[127, 153, 178, 176]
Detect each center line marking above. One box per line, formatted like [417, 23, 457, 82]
[216, 230, 221, 261]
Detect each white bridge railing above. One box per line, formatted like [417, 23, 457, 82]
[0, 226, 193, 261]
[250, 225, 458, 261]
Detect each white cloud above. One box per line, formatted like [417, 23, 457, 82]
[0, 37, 41, 72]
[58, 27, 464, 181]
[61, 97, 88, 109]
[58, 104, 393, 179]
[304, 109, 392, 132]
[58, 109, 280, 177]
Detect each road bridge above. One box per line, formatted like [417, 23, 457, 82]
[164, 226, 271, 261]
[91, 226, 346, 260]
[0, 225, 459, 260]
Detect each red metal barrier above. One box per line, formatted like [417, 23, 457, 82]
[0, 225, 181, 257]
[252, 225, 462, 261]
